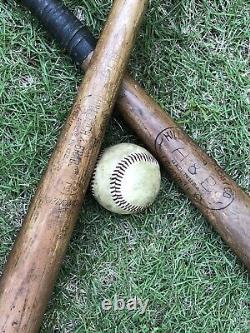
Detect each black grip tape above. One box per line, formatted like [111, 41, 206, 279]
[22, 0, 97, 65]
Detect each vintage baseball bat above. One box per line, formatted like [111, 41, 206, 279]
[20, 0, 250, 269]
[0, 0, 147, 331]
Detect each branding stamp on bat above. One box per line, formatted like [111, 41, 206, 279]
[155, 127, 235, 211]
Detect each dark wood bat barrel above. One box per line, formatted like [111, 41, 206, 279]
[0, 0, 148, 331]
[117, 76, 250, 268]
[21, 0, 250, 269]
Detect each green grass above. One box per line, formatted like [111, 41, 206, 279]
[0, 0, 250, 332]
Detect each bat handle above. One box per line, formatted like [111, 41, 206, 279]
[22, 0, 96, 65]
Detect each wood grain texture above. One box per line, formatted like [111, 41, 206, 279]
[21, 0, 250, 269]
[0, 1, 148, 332]
[115, 75, 250, 268]
[81, 60, 250, 269]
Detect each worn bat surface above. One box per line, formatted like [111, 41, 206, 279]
[20, 0, 250, 269]
[0, 0, 147, 332]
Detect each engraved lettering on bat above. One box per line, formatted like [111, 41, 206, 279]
[163, 129, 177, 142]
[40, 196, 81, 217]
[188, 163, 200, 175]
[201, 176, 217, 193]
[172, 147, 189, 163]
[156, 127, 178, 151]
[155, 128, 235, 210]
[55, 95, 106, 196]
[55, 178, 80, 196]
[223, 187, 234, 199]
[68, 145, 85, 167]
[42, 196, 81, 218]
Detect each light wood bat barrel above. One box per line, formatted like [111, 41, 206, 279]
[0, 0, 148, 332]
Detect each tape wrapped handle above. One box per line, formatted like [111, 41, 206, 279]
[22, 0, 96, 65]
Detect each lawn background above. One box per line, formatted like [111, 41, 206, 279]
[0, 0, 249, 332]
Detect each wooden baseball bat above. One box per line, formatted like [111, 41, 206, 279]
[20, 0, 250, 269]
[0, 0, 147, 331]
